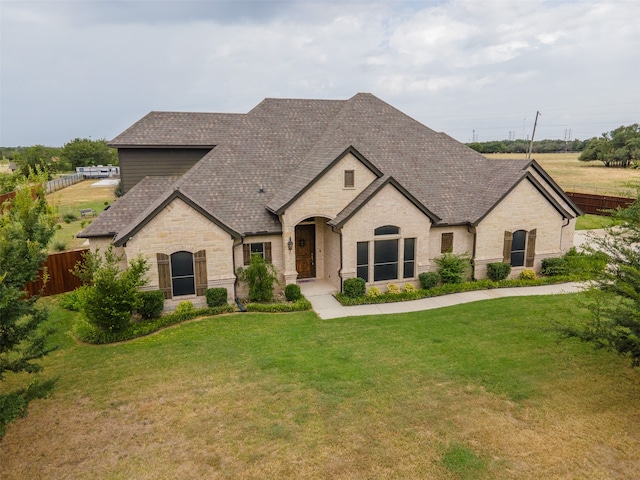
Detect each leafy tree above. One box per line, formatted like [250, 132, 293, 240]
[73, 246, 149, 332]
[0, 172, 57, 438]
[13, 145, 64, 178]
[564, 189, 640, 365]
[236, 253, 279, 302]
[579, 124, 640, 168]
[61, 138, 118, 169]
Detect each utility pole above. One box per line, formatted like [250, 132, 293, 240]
[526, 111, 541, 161]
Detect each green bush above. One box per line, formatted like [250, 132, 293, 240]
[284, 284, 302, 302]
[244, 297, 312, 312]
[519, 269, 537, 280]
[59, 286, 90, 312]
[52, 241, 67, 252]
[206, 288, 228, 307]
[343, 277, 366, 298]
[175, 301, 195, 315]
[74, 304, 235, 344]
[564, 248, 608, 277]
[236, 254, 279, 302]
[486, 262, 511, 281]
[367, 286, 381, 297]
[541, 257, 568, 276]
[62, 212, 78, 223]
[435, 253, 470, 284]
[403, 283, 416, 293]
[386, 283, 401, 294]
[419, 271, 440, 289]
[78, 247, 149, 333]
[137, 290, 165, 319]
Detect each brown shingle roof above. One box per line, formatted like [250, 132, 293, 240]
[88, 93, 579, 240]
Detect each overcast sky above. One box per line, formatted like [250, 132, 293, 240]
[1, 0, 638, 147]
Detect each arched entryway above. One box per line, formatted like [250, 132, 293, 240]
[292, 216, 341, 288]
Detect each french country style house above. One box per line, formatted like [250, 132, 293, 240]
[78, 93, 581, 306]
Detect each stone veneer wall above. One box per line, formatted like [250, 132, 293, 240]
[340, 183, 432, 290]
[233, 233, 284, 299]
[124, 198, 236, 304]
[474, 178, 575, 279]
[281, 153, 378, 283]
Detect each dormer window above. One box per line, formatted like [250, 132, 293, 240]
[344, 170, 355, 188]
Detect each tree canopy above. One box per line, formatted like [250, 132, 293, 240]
[13, 145, 64, 178]
[579, 124, 640, 168]
[61, 138, 118, 170]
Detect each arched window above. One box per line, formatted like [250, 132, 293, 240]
[374, 225, 399, 236]
[503, 229, 537, 268]
[510, 230, 527, 267]
[171, 251, 195, 296]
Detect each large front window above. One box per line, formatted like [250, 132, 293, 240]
[374, 239, 398, 281]
[171, 251, 195, 296]
[403, 238, 416, 278]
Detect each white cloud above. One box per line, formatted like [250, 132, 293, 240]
[1, 0, 639, 146]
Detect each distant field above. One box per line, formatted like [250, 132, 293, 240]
[47, 180, 116, 252]
[485, 152, 640, 197]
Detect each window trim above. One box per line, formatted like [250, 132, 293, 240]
[243, 242, 272, 265]
[344, 169, 355, 188]
[441, 232, 454, 254]
[170, 251, 196, 297]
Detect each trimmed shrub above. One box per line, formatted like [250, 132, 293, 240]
[435, 253, 470, 284]
[519, 269, 537, 280]
[284, 283, 302, 302]
[386, 283, 401, 294]
[403, 283, 416, 293]
[206, 287, 228, 307]
[486, 262, 511, 281]
[137, 290, 165, 319]
[564, 248, 608, 277]
[367, 286, 381, 297]
[343, 277, 366, 298]
[419, 271, 440, 290]
[175, 301, 195, 315]
[244, 297, 312, 312]
[541, 257, 568, 276]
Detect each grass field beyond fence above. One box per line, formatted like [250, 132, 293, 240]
[485, 152, 640, 197]
[1, 295, 639, 479]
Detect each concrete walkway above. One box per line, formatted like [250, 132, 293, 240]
[299, 279, 585, 320]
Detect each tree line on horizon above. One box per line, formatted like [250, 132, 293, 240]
[0, 138, 118, 194]
[467, 124, 640, 169]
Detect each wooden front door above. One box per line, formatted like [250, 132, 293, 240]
[295, 224, 316, 279]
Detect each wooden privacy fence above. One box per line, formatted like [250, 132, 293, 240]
[566, 192, 635, 216]
[25, 249, 87, 297]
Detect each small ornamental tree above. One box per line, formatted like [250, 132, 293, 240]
[236, 254, 279, 302]
[0, 171, 57, 438]
[74, 246, 149, 332]
[562, 186, 640, 366]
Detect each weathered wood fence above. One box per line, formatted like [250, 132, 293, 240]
[25, 249, 87, 297]
[566, 192, 635, 216]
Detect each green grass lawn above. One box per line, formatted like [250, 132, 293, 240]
[575, 213, 623, 231]
[2, 295, 640, 479]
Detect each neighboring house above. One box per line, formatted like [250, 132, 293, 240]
[78, 93, 581, 307]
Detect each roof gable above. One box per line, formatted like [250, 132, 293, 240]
[328, 176, 441, 229]
[266, 145, 383, 215]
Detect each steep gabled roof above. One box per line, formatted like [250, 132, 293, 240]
[78, 176, 180, 238]
[83, 93, 579, 240]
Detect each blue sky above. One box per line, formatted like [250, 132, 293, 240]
[1, 0, 638, 146]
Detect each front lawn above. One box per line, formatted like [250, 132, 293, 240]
[1, 295, 639, 479]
